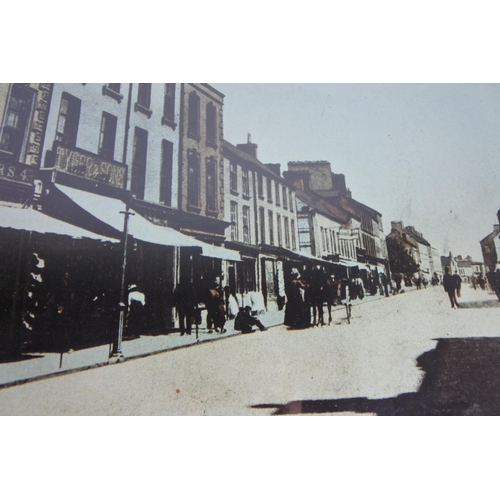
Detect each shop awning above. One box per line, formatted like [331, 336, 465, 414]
[56, 184, 242, 261]
[0, 205, 119, 242]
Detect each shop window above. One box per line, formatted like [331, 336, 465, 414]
[131, 127, 148, 200]
[0, 84, 35, 161]
[160, 140, 173, 206]
[56, 92, 81, 147]
[98, 112, 117, 161]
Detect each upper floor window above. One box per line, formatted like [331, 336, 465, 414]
[131, 127, 148, 200]
[289, 190, 294, 212]
[0, 84, 35, 161]
[291, 220, 296, 251]
[242, 167, 249, 197]
[257, 173, 264, 198]
[160, 139, 173, 206]
[98, 112, 117, 161]
[135, 84, 152, 117]
[242, 206, 251, 244]
[277, 214, 282, 247]
[275, 182, 280, 206]
[102, 83, 123, 102]
[188, 91, 200, 139]
[206, 157, 217, 213]
[206, 102, 217, 147]
[259, 207, 265, 245]
[187, 150, 200, 208]
[230, 162, 238, 193]
[230, 201, 238, 241]
[268, 210, 274, 245]
[162, 84, 176, 127]
[282, 186, 288, 209]
[284, 217, 290, 249]
[56, 92, 81, 147]
[266, 178, 273, 203]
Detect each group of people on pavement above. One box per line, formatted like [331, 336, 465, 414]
[172, 276, 267, 337]
[284, 265, 361, 330]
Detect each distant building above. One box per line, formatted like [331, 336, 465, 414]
[283, 160, 389, 275]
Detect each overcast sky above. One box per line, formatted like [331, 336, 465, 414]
[213, 83, 500, 261]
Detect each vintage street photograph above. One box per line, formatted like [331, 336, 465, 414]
[0, 82, 499, 416]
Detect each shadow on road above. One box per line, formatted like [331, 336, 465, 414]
[457, 300, 500, 309]
[252, 337, 500, 415]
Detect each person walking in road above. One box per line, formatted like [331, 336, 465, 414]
[443, 267, 459, 309]
[453, 272, 462, 298]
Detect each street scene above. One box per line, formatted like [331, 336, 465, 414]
[1, 283, 499, 415]
[1, 83, 500, 415]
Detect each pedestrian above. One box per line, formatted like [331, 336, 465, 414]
[453, 272, 462, 298]
[173, 278, 197, 336]
[379, 272, 390, 297]
[203, 277, 222, 333]
[325, 274, 340, 324]
[443, 267, 459, 309]
[394, 273, 401, 293]
[284, 270, 307, 329]
[234, 306, 267, 333]
[308, 265, 327, 326]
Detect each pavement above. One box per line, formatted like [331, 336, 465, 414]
[0, 290, 394, 388]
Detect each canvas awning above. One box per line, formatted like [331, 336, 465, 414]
[0, 205, 119, 242]
[55, 184, 242, 261]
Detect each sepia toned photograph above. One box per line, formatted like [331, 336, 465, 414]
[0, 82, 499, 416]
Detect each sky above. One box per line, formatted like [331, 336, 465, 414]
[212, 84, 500, 262]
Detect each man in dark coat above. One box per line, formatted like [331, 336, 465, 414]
[173, 279, 197, 336]
[443, 267, 459, 309]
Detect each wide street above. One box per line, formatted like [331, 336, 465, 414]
[1, 284, 500, 415]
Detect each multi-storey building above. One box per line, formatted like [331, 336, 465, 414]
[480, 211, 500, 272]
[32, 83, 240, 348]
[283, 160, 389, 283]
[222, 138, 301, 311]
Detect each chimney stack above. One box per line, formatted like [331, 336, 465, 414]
[237, 134, 258, 158]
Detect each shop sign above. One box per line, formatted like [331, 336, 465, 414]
[54, 144, 126, 189]
[0, 158, 35, 184]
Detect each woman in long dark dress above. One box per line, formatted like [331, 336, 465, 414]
[284, 272, 307, 329]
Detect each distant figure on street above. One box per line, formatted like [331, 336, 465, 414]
[394, 273, 402, 293]
[284, 271, 308, 329]
[453, 272, 462, 298]
[234, 306, 267, 334]
[443, 267, 459, 309]
[173, 278, 197, 336]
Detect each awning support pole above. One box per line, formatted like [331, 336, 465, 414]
[111, 208, 134, 360]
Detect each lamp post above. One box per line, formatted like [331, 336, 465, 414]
[110, 206, 134, 360]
